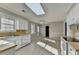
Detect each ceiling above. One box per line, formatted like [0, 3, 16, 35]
[0, 3, 73, 24]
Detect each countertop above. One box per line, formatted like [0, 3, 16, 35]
[62, 36, 79, 51]
[0, 29, 30, 37]
[0, 40, 17, 52]
[0, 32, 29, 37]
[69, 42, 79, 51]
[63, 36, 77, 42]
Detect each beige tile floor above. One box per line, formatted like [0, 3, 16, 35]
[15, 39, 54, 55]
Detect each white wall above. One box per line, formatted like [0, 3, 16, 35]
[40, 21, 64, 38]
[49, 21, 64, 38]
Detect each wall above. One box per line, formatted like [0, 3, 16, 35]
[49, 21, 64, 38]
[40, 21, 64, 38]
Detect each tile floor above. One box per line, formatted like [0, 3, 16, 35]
[15, 39, 54, 55]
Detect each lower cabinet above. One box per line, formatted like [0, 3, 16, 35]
[5, 36, 16, 44]
[0, 47, 16, 55]
[15, 36, 22, 49]
[3, 35, 31, 50]
[21, 35, 31, 47]
[60, 37, 67, 55]
[68, 43, 76, 55]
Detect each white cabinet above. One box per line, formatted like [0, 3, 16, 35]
[71, 17, 79, 25]
[15, 35, 31, 49]
[15, 19, 28, 30]
[68, 43, 76, 55]
[2, 35, 31, 50]
[66, 4, 79, 26]
[5, 36, 16, 44]
[67, 17, 78, 25]
[15, 36, 22, 49]
[21, 35, 31, 47]
[61, 37, 67, 55]
[0, 46, 16, 55]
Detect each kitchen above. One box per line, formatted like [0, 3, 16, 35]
[1, 3, 79, 55]
[0, 6, 40, 55]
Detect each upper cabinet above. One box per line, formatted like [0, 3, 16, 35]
[66, 4, 79, 37]
[15, 18, 29, 30]
[0, 12, 29, 32]
[67, 17, 79, 26]
[67, 4, 79, 26]
[0, 12, 15, 32]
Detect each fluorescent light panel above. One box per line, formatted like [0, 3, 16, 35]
[25, 3, 45, 15]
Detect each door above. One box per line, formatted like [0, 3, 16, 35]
[45, 26, 49, 38]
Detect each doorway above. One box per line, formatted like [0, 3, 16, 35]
[65, 22, 67, 36]
[45, 26, 49, 38]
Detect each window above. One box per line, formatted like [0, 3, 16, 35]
[0, 18, 14, 32]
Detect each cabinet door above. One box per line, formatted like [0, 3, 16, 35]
[26, 35, 31, 42]
[21, 35, 31, 47]
[5, 37, 16, 44]
[21, 36, 26, 47]
[68, 43, 76, 55]
[61, 37, 67, 55]
[15, 36, 22, 49]
[0, 47, 16, 55]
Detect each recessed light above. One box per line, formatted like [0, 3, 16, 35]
[22, 10, 26, 13]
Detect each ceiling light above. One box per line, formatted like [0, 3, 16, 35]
[25, 3, 45, 15]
